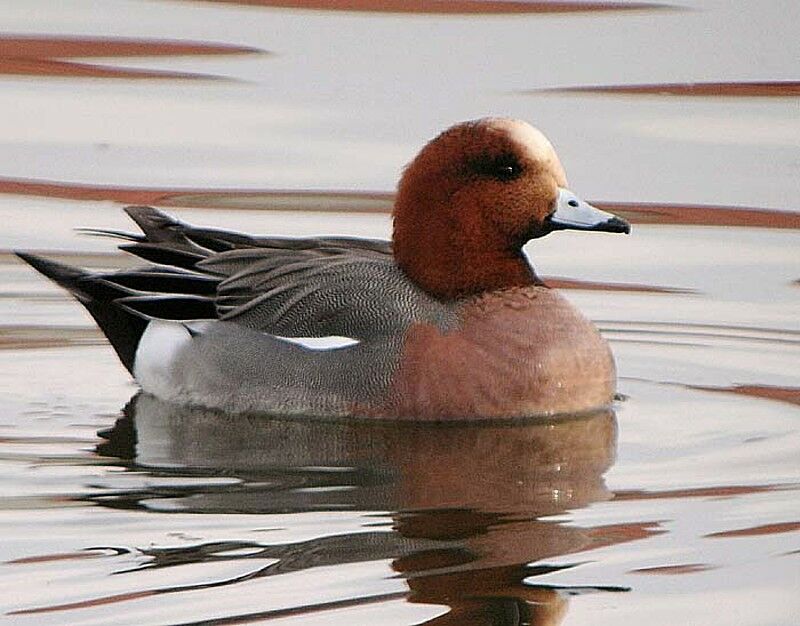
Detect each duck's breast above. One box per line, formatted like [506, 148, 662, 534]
[379, 287, 615, 419]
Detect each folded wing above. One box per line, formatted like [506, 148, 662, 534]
[87, 206, 455, 340]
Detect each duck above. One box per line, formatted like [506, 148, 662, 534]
[17, 118, 629, 420]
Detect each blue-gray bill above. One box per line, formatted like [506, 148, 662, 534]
[543, 188, 631, 235]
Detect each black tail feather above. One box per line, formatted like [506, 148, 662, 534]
[119, 242, 208, 271]
[98, 270, 220, 296]
[15, 252, 85, 296]
[14, 253, 148, 374]
[123, 205, 187, 244]
[75, 227, 145, 243]
[117, 295, 217, 320]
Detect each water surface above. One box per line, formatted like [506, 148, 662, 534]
[0, 1, 798, 624]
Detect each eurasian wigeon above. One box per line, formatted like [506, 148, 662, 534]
[18, 118, 629, 419]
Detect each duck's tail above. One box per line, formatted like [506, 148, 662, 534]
[14, 252, 148, 374]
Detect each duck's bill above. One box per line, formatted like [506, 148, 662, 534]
[544, 188, 631, 235]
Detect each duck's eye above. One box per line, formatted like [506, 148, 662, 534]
[472, 155, 523, 181]
[495, 164, 520, 181]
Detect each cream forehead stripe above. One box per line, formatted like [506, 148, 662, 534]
[488, 119, 567, 184]
[489, 119, 554, 157]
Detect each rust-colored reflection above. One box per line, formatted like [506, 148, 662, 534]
[0, 177, 394, 210]
[0, 36, 260, 58]
[9, 591, 159, 616]
[613, 484, 783, 501]
[33, 394, 639, 624]
[689, 384, 800, 407]
[7, 551, 105, 565]
[630, 563, 713, 575]
[544, 277, 689, 294]
[598, 202, 800, 230]
[705, 521, 800, 538]
[2, 177, 798, 232]
[190, 0, 668, 15]
[534, 81, 800, 97]
[0, 35, 261, 80]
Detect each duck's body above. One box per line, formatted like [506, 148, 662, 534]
[19, 118, 628, 419]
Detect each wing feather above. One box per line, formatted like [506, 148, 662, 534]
[84, 206, 456, 337]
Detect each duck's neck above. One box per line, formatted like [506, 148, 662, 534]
[392, 176, 543, 299]
[394, 238, 541, 300]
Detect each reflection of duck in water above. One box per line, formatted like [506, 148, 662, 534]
[19, 118, 629, 419]
[94, 396, 645, 624]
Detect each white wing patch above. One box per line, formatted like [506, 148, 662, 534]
[273, 335, 360, 350]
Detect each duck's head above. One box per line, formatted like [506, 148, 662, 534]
[393, 118, 629, 299]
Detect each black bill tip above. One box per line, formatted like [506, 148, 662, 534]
[600, 216, 631, 234]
